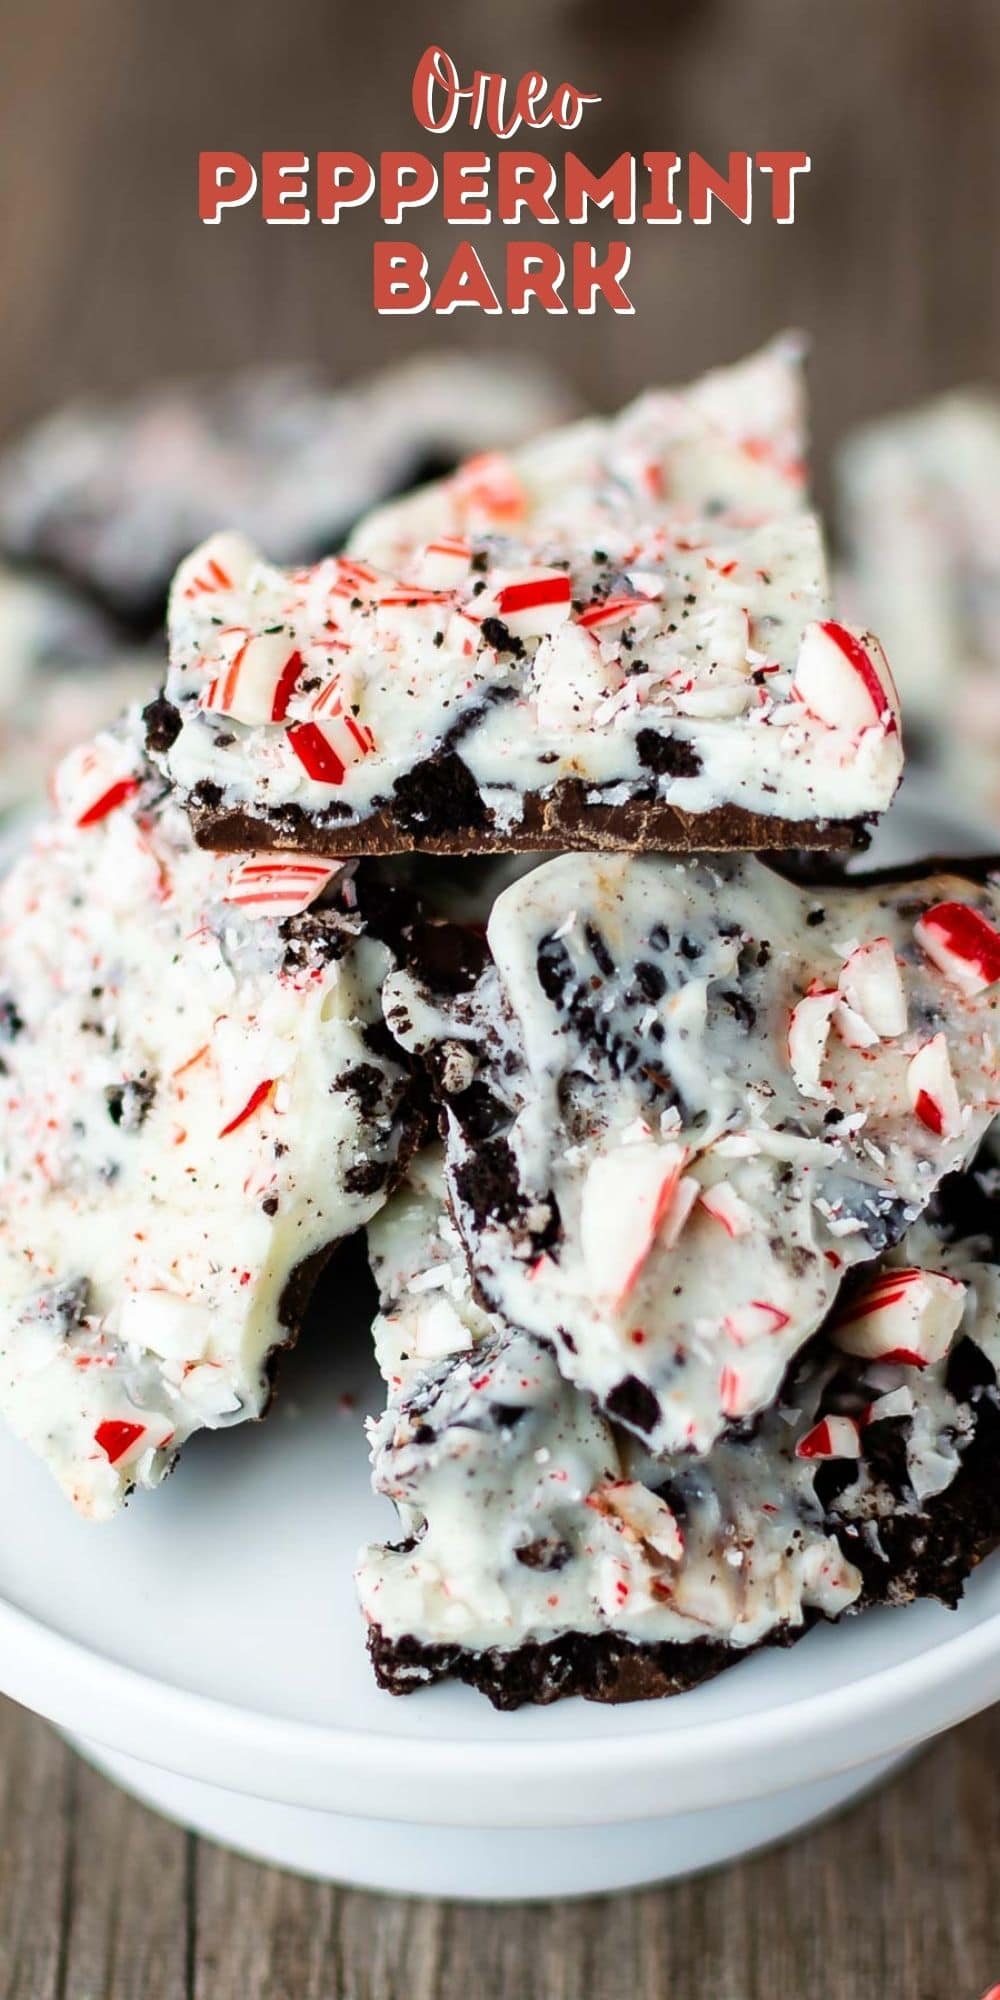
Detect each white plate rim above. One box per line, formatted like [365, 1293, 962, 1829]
[3, 1583, 1000, 1827]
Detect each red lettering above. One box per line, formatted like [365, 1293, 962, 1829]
[316, 153, 375, 224]
[410, 46, 600, 141]
[441, 153, 492, 224]
[642, 152, 681, 223]
[517, 71, 550, 131]
[432, 241, 502, 314]
[756, 150, 811, 222]
[380, 152, 439, 225]
[261, 152, 309, 224]
[564, 153, 635, 225]
[572, 241, 633, 314]
[551, 80, 603, 130]
[496, 154, 558, 224]
[508, 243, 567, 314]
[412, 46, 464, 134]
[689, 151, 753, 224]
[373, 242, 430, 314]
[199, 152, 257, 225]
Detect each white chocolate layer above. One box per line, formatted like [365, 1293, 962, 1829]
[0, 714, 410, 1517]
[358, 1157, 997, 1660]
[157, 341, 901, 841]
[383, 853, 1000, 1455]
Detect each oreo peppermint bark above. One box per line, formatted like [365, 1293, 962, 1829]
[149, 341, 901, 857]
[359, 1157, 1000, 1708]
[382, 852, 1000, 1457]
[0, 715, 416, 1518]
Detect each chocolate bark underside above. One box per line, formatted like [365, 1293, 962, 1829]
[367, 1396, 1000, 1709]
[144, 697, 874, 855]
[186, 785, 871, 859]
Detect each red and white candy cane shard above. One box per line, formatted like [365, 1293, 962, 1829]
[174, 531, 256, 604]
[224, 856, 342, 916]
[787, 986, 838, 1097]
[53, 738, 141, 829]
[493, 570, 573, 636]
[94, 1418, 147, 1466]
[201, 633, 304, 726]
[329, 556, 378, 600]
[718, 1365, 747, 1417]
[722, 1301, 792, 1345]
[414, 536, 472, 588]
[77, 777, 140, 828]
[586, 1481, 684, 1561]
[833, 999, 879, 1050]
[831, 1266, 966, 1367]
[838, 937, 908, 1038]
[218, 1078, 276, 1139]
[698, 1182, 755, 1238]
[914, 901, 1000, 997]
[906, 1033, 962, 1139]
[377, 586, 457, 610]
[287, 710, 376, 787]
[792, 620, 900, 735]
[310, 676, 355, 720]
[580, 1140, 690, 1303]
[453, 451, 526, 524]
[577, 592, 655, 632]
[795, 1415, 862, 1462]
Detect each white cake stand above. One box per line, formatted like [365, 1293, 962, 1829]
[0, 775, 997, 1899]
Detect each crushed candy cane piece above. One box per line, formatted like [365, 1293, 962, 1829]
[494, 568, 572, 637]
[577, 592, 655, 631]
[792, 620, 900, 734]
[699, 1183, 755, 1237]
[54, 735, 142, 829]
[202, 633, 304, 726]
[288, 711, 376, 786]
[173, 530, 256, 604]
[795, 1415, 861, 1461]
[580, 1138, 689, 1303]
[219, 1078, 276, 1139]
[723, 1301, 792, 1345]
[832, 1266, 966, 1367]
[787, 987, 838, 1096]
[224, 855, 342, 916]
[452, 451, 525, 524]
[531, 623, 623, 732]
[94, 1419, 146, 1465]
[586, 1480, 684, 1560]
[838, 937, 907, 1037]
[915, 902, 1000, 996]
[907, 1034, 962, 1139]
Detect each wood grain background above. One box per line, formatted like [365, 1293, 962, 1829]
[0, 1693, 998, 2000]
[0, 0, 998, 506]
[0, 2, 999, 1991]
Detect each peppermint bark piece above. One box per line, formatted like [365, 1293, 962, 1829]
[149, 341, 901, 857]
[837, 391, 1000, 816]
[382, 852, 1000, 1456]
[0, 715, 416, 1518]
[358, 1156, 1000, 1709]
[0, 565, 155, 815]
[0, 354, 570, 630]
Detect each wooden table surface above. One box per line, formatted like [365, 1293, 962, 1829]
[0, 1693, 996, 2000]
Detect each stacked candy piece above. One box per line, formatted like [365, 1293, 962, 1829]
[2, 338, 999, 1707]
